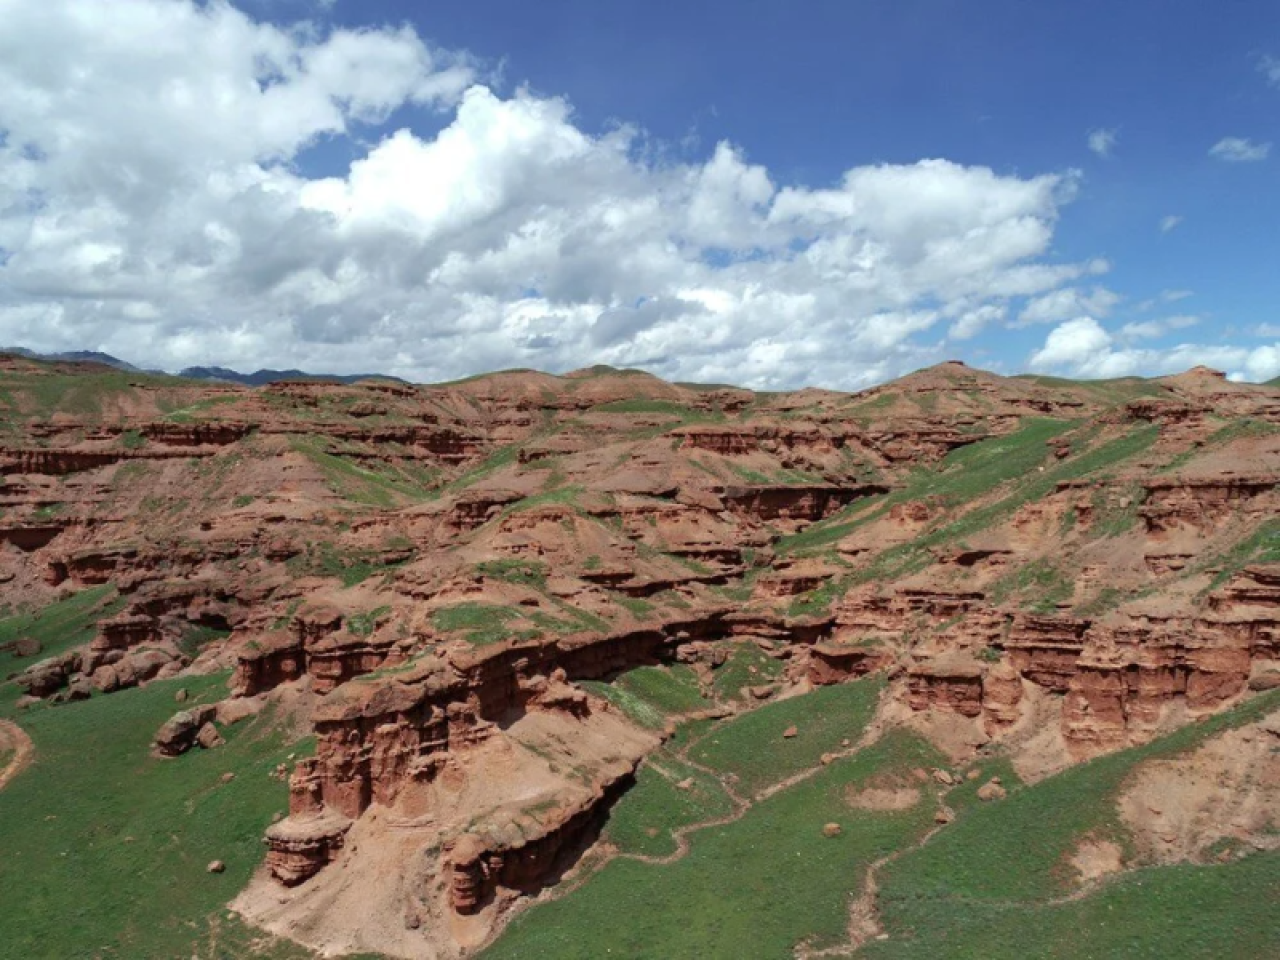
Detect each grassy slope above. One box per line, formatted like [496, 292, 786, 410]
[0, 587, 121, 678]
[864, 689, 1280, 960]
[689, 678, 882, 796]
[1, 590, 311, 960]
[484, 729, 941, 960]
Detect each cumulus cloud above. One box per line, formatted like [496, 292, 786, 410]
[0, 0, 1149, 388]
[1261, 54, 1280, 88]
[1015, 286, 1120, 326]
[1209, 137, 1271, 162]
[1030, 317, 1280, 382]
[1159, 214, 1183, 233]
[1087, 128, 1117, 157]
[1119, 315, 1198, 339]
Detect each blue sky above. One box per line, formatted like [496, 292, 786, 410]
[1, 0, 1278, 385]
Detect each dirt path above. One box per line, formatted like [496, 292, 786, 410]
[0, 718, 34, 791]
[617, 686, 893, 868]
[797, 774, 1133, 958]
[475, 685, 897, 955]
[797, 814, 950, 959]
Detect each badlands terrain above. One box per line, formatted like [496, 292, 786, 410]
[0, 351, 1278, 959]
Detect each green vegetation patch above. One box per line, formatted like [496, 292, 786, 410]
[291, 437, 435, 507]
[346, 606, 391, 637]
[777, 418, 1076, 555]
[285, 542, 404, 588]
[690, 677, 882, 796]
[484, 728, 942, 960]
[864, 853, 1280, 960]
[709, 642, 785, 701]
[474, 558, 548, 589]
[431, 602, 528, 647]
[851, 423, 1161, 585]
[0, 587, 121, 689]
[0, 672, 305, 959]
[592, 399, 700, 416]
[581, 664, 713, 729]
[871, 688, 1280, 954]
[603, 746, 735, 858]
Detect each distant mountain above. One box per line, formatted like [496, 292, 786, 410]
[2, 347, 405, 385]
[178, 365, 407, 386]
[3, 347, 140, 371]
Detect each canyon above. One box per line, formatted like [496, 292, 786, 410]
[1, 353, 1278, 958]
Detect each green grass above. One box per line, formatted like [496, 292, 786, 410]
[603, 746, 735, 857]
[580, 664, 713, 729]
[431, 602, 525, 647]
[1157, 416, 1280, 474]
[709, 643, 785, 702]
[2, 368, 189, 420]
[483, 728, 942, 960]
[689, 677, 882, 796]
[175, 624, 233, 661]
[1199, 517, 1280, 591]
[987, 558, 1075, 613]
[291, 438, 434, 508]
[474, 558, 548, 589]
[444, 443, 519, 493]
[863, 853, 1280, 960]
[870, 686, 1280, 906]
[866, 688, 1280, 960]
[0, 587, 121, 691]
[777, 418, 1075, 555]
[162, 394, 242, 424]
[591, 399, 700, 417]
[850, 423, 1161, 585]
[285, 542, 402, 589]
[346, 606, 390, 637]
[0, 672, 308, 959]
[502, 485, 584, 517]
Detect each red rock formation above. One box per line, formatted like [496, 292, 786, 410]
[0, 525, 65, 551]
[721, 483, 887, 523]
[1004, 614, 1091, 692]
[807, 642, 890, 685]
[1140, 476, 1276, 537]
[264, 811, 353, 886]
[446, 773, 632, 915]
[140, 421, 253, 446]
[906, 654, 985, 718]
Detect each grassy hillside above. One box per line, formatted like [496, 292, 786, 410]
[0, 660, 309, 958]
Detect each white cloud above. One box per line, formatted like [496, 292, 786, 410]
[1087, 128, 1118, 158]
[1159, 214, 1183, 233]
[1209, 137, 1271, 162]
[1120, 315, 1198, 339]
[0, 0, 1133, 389]
[1016, 286, 1120, 326]
[1261, 54, 1280, 88]
[947, 303, 1007, 341]
[1030, 317, 1280, 382]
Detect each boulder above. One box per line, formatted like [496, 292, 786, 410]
[976, 779, 1007, 802]
[154, 705, 218, 757]
[215, 695, 265, 727]
[196, 722, 225, 750]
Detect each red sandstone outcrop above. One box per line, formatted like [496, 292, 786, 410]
[7, 354, 1280, 957]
